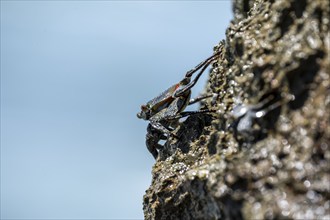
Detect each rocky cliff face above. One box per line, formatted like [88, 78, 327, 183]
[143, 0, 330, 219]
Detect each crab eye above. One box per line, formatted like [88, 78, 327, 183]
[141, 105, 147, 111]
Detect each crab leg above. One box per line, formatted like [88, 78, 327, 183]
[185, 52, 221, 77]
[174, 55, 219, 97]
[188, 93, 217, 105]
[165, 109, 215, 120]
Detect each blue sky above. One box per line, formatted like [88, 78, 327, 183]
[1, 1, 232, 219]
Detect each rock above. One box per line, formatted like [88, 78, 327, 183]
[143, 0, 330, 219]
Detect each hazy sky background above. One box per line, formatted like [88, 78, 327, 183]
[1, 1, 232, 219]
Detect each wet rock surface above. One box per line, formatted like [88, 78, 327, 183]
[143, 0, 330, 219]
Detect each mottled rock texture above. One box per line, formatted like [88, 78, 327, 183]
[143, 0, 330, 219]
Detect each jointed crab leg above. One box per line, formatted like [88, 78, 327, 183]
[165, 109, 215, 121]
[185, 52, 221, 78]
[174, 54, 219, 97]
[188, 93, 216, 105]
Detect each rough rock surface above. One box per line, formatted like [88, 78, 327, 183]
[143, 0, 330, 219]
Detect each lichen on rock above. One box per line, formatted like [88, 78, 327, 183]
[143, 0, 330, 219]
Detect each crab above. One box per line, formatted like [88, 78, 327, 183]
[137, 52, 220, 159]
